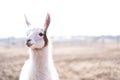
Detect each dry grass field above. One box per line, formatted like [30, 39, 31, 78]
[0, 41, 120, 80]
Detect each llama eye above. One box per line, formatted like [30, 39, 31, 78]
[39, 33, 44, 36]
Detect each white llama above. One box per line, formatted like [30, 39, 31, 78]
[19, 13, 59, 80]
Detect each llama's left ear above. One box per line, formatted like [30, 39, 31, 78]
[24, 14, 31, 27]
[44, 13, 50, 31]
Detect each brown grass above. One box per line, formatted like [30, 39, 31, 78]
[0, 42, 120, 80]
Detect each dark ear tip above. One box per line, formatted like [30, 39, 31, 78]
[24, 14, 27, 20]
[47, 13, 50, 21]
[24, 14, 31, 26]
[47, 12, 50, 16]
[44, 13, 51, 30]
[24, 14, 26, 17]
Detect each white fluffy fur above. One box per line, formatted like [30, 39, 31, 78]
[19, 14, 59, 80]
[19, 44, 59, 80]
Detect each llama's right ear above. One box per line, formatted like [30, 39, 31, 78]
[44, 13, 50, 31]
[24, 15, 31, 27]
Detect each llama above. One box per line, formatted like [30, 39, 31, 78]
[19, 13, 59, 80]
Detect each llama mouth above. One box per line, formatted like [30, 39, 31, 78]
[26, 43, 33, 47]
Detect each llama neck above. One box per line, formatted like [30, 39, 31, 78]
[29, 45, 53, 67]
[28, 45, 57, 80]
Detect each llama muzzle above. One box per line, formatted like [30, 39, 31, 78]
[26, 39, 32, 47]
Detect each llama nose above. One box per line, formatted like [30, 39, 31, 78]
[27, 39, 31, 43]
[26, 39, 32, 47]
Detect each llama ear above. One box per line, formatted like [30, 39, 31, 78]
[24, 14, 31, 27]
[44, 13, 50, 31]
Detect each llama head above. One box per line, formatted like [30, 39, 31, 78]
[24, 13, 50, 50]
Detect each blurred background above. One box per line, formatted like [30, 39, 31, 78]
[0, 0, 120, 80]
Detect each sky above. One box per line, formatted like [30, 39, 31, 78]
[0, 0, 120, 38]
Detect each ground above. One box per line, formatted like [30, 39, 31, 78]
[0, 41, 120, 80]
